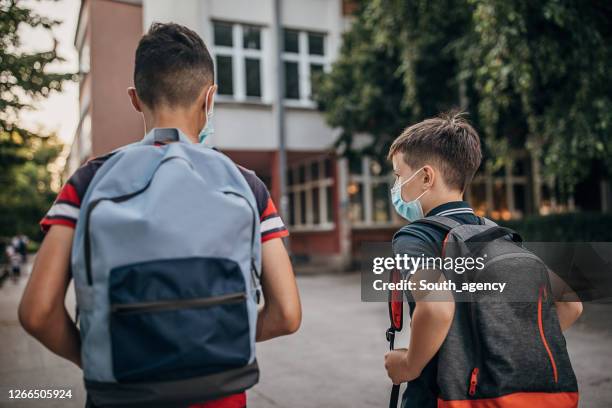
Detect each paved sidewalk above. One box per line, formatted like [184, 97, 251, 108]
[1, 258, 611, 407]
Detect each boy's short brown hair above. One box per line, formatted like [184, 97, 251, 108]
[388, 111, 482, 191]
[134, 22, 214, 109]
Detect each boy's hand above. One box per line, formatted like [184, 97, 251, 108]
[384, 348, 419, 384]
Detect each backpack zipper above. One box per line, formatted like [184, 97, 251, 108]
[83, 156, 182, 285]
[468, 367, 479, 396]
[111, 292, 246, 314]
[445, 230, 482, 397]
[538, 285, 558, 383]
[82, 159, 258, 288]
[468, 300, 481, 397]
[223, 191, 260, 303]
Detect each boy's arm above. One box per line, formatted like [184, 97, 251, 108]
[548, 268, 583, 331]
[385, 270, 454, 384]
[255, 238, 301, 341]
[18, 225, 81, 367]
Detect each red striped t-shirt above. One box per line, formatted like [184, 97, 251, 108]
[40, 146, 289, 243]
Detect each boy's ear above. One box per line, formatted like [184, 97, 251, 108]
[127, 87, 143, 113]
[422, 165, 435, 188]
[203, 84, 217, 114]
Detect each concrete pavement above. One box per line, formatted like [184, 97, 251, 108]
[1, 259, 611, 407]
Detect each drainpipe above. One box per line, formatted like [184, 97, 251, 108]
[273, 0, 289, 247]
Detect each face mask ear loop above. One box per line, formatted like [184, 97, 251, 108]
[204, 88, 215, 125]
[415, 189, 429, 201]
[394, 166, 423, 192]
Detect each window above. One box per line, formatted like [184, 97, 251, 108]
[309, 63, 324, 98]
[308, 32, 324, 55]
[213, 22, 233, 46]
[288, 158, 335, 230]
[284, 61, 300, 100]
[348, 157, 399, 227]
[283, 29, 299, 53]
[245, 58, 261, 97]
[282, 29, 328, 105]
[467, 151, 530, 219]
[213, 21, 264, 101]
[216, 55, 233, 95]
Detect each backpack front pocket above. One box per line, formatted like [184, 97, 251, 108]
[108, 257, 251, 383]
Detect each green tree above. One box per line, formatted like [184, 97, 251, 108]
[316, 0, 611, 191]
[0, 0, 74, 238]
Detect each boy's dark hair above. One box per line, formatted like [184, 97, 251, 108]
[134, 22, 214, 108]
[388, 111, 482, 191]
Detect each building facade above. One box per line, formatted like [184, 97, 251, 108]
[69, 0, 611, 269]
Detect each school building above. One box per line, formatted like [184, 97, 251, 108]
[68, 0, 611, 269]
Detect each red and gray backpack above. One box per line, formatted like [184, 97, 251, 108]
[387, 215, 579, 408]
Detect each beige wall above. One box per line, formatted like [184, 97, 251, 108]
[90, 0, 144, 156]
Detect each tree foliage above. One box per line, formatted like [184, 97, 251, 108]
[316, 0, 611, 189]
[0, 0, 74, 238]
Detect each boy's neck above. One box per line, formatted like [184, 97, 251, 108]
[422, 191, 466, 215]
[144, 109, 201, 144]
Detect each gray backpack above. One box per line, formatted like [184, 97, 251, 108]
[420, 216, 578, 407]
[387, 216, 578, 408]
[71, 129, 261, 407]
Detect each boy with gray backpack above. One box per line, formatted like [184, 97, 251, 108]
[384, 112, 582, 408]
[19, 23, 301, 408]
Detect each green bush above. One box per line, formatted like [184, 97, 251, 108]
[498, 212, 612, 241]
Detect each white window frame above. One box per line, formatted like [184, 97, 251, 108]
[282, 29, 329, 108]
[467, 150, 530, 220]
[212, 21, 267, 103]
[349, 157, 402, 228]
[288, 158, 335, 232]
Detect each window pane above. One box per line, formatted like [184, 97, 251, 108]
[513, 184, 526, 217]
[216, 55, 233, 95]
[512, 158, 527, 176]
[310, 161, 320, 180]
[288, 192, 295, 225]
[308, 32, 324, 55]
[243, 25, 261, 49]
[324, 158, 333, 178]
[312, 188, 320, 225]
[287, 169, 294, 186]
[491, 183, 508, 220]
[470, 182, 487, 216]
[299, 191, 307, 225]
[284, 29, 299, 53]
[348, 182, 363, 222]
[310, 64, 324, 98]
[373, 183, 391, 223]
[284, 61, 300, 100]
[245, 58, 261, 97]
[298, 164, 306, 183]
[349, 157, 362, 175]
[214, 22, 233, 47]
[326, 185, 334, 223]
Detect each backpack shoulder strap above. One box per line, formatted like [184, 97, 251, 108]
[413, 215, 462, 232]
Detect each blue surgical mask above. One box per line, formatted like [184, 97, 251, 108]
[198, 88, 215, 144]
[391, 167, 429, 222]
[198, 115, 214, 144]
